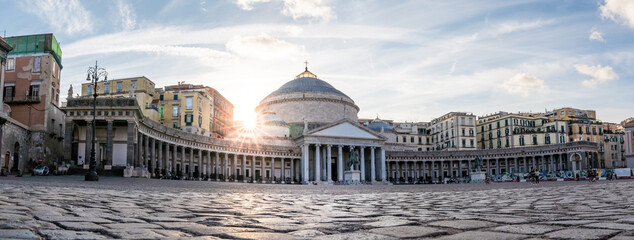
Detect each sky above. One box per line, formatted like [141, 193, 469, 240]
[1, 0, 633, 124]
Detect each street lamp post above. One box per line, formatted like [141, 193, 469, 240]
[85, 61, 107, 181]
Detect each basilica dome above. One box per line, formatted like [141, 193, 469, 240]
[255, 68, 359, 135]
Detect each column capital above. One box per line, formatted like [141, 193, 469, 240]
[360, 146, 366, 149]
[327, 144, 332, 147]
[371, 146, 376, 150]
[315, 144, 321, 147]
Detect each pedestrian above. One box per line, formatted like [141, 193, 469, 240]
[534, 169, 540, 184]
[485, 174, 490, 184]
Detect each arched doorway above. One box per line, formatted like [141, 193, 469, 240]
[570, 153, 581, 171]
[12, 142, 19, 173]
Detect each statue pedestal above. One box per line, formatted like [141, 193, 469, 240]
[344, 170, 361, 185]
[470, 171, 486, 183]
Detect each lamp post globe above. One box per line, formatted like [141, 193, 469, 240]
[85, 61, 107, 181]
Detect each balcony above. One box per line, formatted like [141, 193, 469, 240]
[3, 95, 41, 104]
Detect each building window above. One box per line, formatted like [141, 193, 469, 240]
[172, 120, 179, 128]
[186, 97, 193, 110]
[402, 136, 406, 142]
[198, 115, 202, 127]
[545, 135, 551, 144]
[198, 98, 202, 111]
[185, 114, 193, 126]
[87, 86, 92, 95]
[172, 105, 179, 117]
[117, 82, 122, 92]
[29, 84, 40, 98]
[410, 136, 414, 142]
[532, 135, 538, 145]
[173, 94, 178, 100]
[131, 80, 137, 91]
[470, 139, 474, 146]
[6, 58, 14, 71]
[159, 94, 164, 101]
[104, 83, 109, 94]
[32, 56, 41, 72]
[519, 136, 525, 146]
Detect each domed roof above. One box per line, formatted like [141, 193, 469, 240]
[258, 112, 287, 126]
[367, 117, 394, 133]
[264, 69, 350, 99]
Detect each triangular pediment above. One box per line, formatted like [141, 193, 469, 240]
[307, 119, 385, 140]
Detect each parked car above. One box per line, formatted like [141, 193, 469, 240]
[33, 166, 49, 176]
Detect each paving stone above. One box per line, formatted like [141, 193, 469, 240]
[428, 219, 497, 230]
[369, 226, 447, 238]
[103, 223, 163, 229]
[585, 222, 634, 231]
[38, 230, 108, 240]
[546, 228, 620, 240]
[314, 232, 398, 240]
[288, 229, 326, 238]
[0, 229, 40, 239]
[435, 231, 528, 240]
[225, 232, 305, 240]
[617, 218, 634, 224]
[57, 221, 106, 231]
[542, 220, 598, 226]
[106, 229, 166, 239]
[492, 224, 562, 235]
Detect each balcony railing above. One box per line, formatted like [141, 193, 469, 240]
[3, 95, 41, 103]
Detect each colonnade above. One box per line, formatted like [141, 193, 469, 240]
[300, 143, 387, 183]
[135, 132, 302, 182]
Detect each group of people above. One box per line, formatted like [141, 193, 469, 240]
[529, 168, 540, 184]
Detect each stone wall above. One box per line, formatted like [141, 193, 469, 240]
[0, 117, 29, 174]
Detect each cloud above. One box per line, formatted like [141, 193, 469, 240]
[235, 0, 270, 11]
[117, 0, 136, 31]
[600, 0, 634, 29]
[200, 0, 207, 12]
[575, 64, 619, 88]
[226, 34, 305, 59]
[589, 27, 605, 42]
[502, 73, 548, 97]
[491, 19, 554, 35]
[282, 0, 334, 22]
[19, 0, 93, 35]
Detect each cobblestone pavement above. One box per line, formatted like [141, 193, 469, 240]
[1, 176, 633, 239]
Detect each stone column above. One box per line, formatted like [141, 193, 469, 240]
[505, 159, 509, 174]
[126, 121, 135, 167]
[215, 153, 219, 180]
[467, 160, 471, 174]
[458, 160, 463, 177]
[337, 145, 343, 182]
[141, 135, 146, 168]
[251, 156, 255, 182]
[290, 157, 295, 182]
[187, 148, 192, 178]
[180, 146, 186, 178]
[314, 144, 321, 182]
[485, 159, 490, 175]
[422, 160, 426, 181]
[144, 135, 150, 168]
[360, 146, 365, 182]
[280, 157, 285, 182]
[380, 148, 386, 181]
[224, 153, 229, 181]
[303, 145, 309, 184]
[495, 159, 499, 175]
[439, 160, 444, 182]
[172, 144, 177, 174]
[523, 157, 528, 173]
[106, 120, 113, 166]
[150, 138, 156, 174]
[157, 141, 163, 176]
[197, 149, 202, 179]
[327, 145, 333, 182]
[85, 120, 92, 166]
[541, 155, 546, 171]
[431, 161, 435, 181]
[404, 161, 408, 183]
[514, 158, 518, 173]
[242, 155, 247, 182]
[448, 160, 453, 178]
[262, 156, 267, 183]
[270, 157, 275, 183]
[370, 147, 376, 182]
[233, 154, 238, 182]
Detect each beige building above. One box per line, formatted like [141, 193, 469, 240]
[477, 112, 568, 151]
[543, 107, 597, 121]
[156, 84, 214, 137]
[429, 112, 477, 151]
[80, 76, 159, 122]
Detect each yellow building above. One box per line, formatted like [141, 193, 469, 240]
[80, 76, 159, 121]
[477, 112, 568, 150]
[544, 107, 596, 121]
[155, 84, 214, 137]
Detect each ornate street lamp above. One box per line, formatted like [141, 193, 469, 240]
[85, 61, 107, 181]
